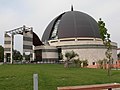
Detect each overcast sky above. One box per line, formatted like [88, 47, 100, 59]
[0, 0, 120, 53]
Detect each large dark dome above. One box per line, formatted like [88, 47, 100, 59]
[42, 10, 101, 42]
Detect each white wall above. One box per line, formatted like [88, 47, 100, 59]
[49, 37, 117, 65]
[62, 48, 117, 65]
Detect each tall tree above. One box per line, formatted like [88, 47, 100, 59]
[64, 50, 78, 68]
[0, 45, 4, 62]
[98, 18, 112, 76]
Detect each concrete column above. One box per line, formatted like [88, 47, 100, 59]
[10, 34, 14, 64]
[30, 52, 33, 61]
[33, 74, 38, 90]
[4, 54, 6, 63]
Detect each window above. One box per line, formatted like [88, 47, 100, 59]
[4, 41, 11, 44]
[23, 37, 32, 41]
[4, 48, 11, 51]
[92, 62, 95, 65]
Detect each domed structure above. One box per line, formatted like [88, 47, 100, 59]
[34, 8, 117, 67]
[42, 10, 101, 42]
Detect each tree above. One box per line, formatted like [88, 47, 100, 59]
[13, 49, 22, 61]
[98, 18, 112, 76]
[24, 54, 30, 61]
[64, 51, 78, 68]
[0, 45, 4, 62]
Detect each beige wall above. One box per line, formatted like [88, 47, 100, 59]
[34, 45, 58, 60]
[42, 52, 58, 59]
[48, 37, 117, 65]
[62, 48, 117, 65]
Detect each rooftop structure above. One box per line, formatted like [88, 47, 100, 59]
[42, 8, 101, 42]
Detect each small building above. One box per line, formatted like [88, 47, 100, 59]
[34, 45, 60, 63]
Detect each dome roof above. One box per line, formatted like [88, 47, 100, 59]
[42, 10, 101, 42]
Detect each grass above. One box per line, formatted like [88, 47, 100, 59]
[0, 64, 120, 90]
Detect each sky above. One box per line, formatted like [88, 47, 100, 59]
[0, 0, 120, 53]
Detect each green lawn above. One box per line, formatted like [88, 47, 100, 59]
[0, 64, 120, 90]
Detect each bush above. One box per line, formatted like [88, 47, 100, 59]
[72, 58, 82, 67]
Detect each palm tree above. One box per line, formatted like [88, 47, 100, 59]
[64, 50, 78, 68]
